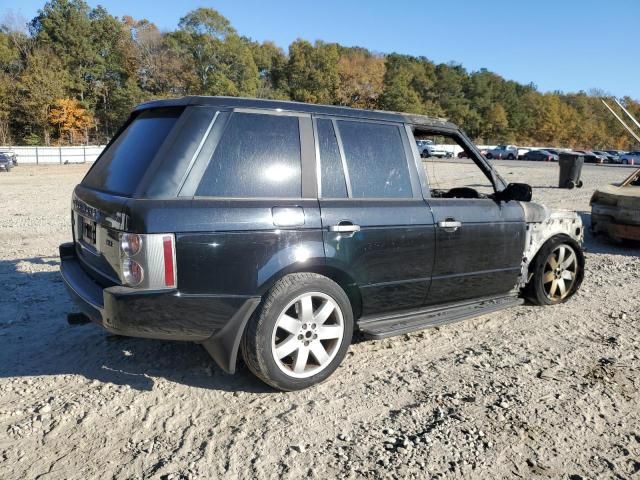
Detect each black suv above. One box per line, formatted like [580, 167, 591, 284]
[60, 96, 585, 390]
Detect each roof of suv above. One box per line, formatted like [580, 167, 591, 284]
[134, 96, 458, 130]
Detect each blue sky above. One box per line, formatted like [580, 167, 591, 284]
[2, 0, 639, 99]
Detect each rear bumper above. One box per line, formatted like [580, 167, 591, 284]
[59, 242, 260, 372]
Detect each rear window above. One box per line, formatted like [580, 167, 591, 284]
[337, 120, 412, 198]
[82, 108, 183, 195]
[195, 112, 302, 198]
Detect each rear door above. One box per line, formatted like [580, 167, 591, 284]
[314, 117, 436, 317]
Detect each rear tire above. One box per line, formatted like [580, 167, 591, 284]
[525, 235, 584, 306]
[241, 273, 354, 391]
[507, 154, 515, 160]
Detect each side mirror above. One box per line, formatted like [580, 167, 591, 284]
[499, 182, 532, 202]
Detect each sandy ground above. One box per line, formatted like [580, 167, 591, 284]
[0, 162, 639, 480]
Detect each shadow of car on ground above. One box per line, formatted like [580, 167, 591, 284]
[0, 256, 272, 393]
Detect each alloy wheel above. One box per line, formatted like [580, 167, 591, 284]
[543, 244, 578, 301]
[271, 292, 344, 378]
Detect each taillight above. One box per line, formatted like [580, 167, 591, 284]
[122, 258, 144, 286]
[163, 235, 175, 287]
[118, 232, 176, 289]
[121, 233, 142, 256]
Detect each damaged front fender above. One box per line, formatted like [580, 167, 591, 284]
[518, 203, 584, 288]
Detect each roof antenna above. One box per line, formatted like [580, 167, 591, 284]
[601, 99, 640, 144]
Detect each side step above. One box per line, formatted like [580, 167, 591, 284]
[358, 295, 523, 339]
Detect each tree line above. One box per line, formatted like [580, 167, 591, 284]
[0, 0, 638, 149]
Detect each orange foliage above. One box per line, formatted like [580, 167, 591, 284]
[48, 98, 94, 145]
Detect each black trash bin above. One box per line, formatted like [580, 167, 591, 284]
[558, 153, 584, 189]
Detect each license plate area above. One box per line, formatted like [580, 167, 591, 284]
[78, 215, 97, 246]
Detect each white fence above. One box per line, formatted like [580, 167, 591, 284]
[0, 145, 105, 164]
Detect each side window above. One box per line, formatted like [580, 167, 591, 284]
[316, 119, 347, 198]
[416, 130, 495, 198]
[196, 112, 302, 198]
[337, 120, 412, 198]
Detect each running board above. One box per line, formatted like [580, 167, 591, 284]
[358, 295, 523, 339]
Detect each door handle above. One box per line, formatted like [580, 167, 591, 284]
[438, 219, 462, 232]
[329, 223, 361, 233]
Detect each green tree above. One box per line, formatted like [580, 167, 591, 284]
[286, 40, 339, 104]
[13, 48, 69, 144]
[249, 40, 288, 99]
[486, 103, 509, 142]
[170, 8, 258, 96]
[30, 0, 96, 101]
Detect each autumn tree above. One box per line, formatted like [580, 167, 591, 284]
[124, 17, 191, 97]
[1, 1, 639, 148]
[48, 97, 93, 144]
[336, 48, 385, 109]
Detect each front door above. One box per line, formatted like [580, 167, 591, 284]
[314, 117, 436, 317]
[426, 198, 525, 304]
[412, 128, 526, 305]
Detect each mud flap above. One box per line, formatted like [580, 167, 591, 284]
[199, 297, 261, 374]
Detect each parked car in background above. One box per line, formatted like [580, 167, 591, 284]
[605, 150, 626, 162]
[420, 144, 452, 158]
[573, 150, 607, 164]
[619, 151, 640, 165]
[524, 149, 559, 162]
[59, 96, 585, 391]
[545, 149, 562, 158]
[458, 148, 487, 158]
[485, 145, 518, 160]
[416, 139, 433, 156]
[0, 150, 17, 166]
[593, 150, 619, 163]
[517, 148, 530, 160]
[0, 154, 13, 172]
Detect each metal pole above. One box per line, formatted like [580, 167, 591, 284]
[59, 146, 62, 165]
[613, 98, 640, 132]
[601, 100, 640, 144]
[35, 147, 39, 165]
[83, 146, 86, 163]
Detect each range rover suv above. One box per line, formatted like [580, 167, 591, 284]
[60, 96, 585, 391]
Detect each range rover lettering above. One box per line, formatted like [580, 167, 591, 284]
[60, 96, 585, 391]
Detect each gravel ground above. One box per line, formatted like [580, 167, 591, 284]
[0, 162, 639, 480]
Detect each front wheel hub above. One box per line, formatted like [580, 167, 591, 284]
[543, 245, 578, 301]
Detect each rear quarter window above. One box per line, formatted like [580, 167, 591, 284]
[82, 108, 183, 196]
[195, 112, 302, 198]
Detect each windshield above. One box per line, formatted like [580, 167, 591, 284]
[82, 108, 183, 196]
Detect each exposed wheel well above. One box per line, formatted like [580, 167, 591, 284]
[524, 233, 585, 301]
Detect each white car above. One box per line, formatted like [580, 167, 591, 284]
[416, 139, 433, 156]
[421, 145, 452, 158]
[485, 145, 518, 160]
[619, 151, 640, 165]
